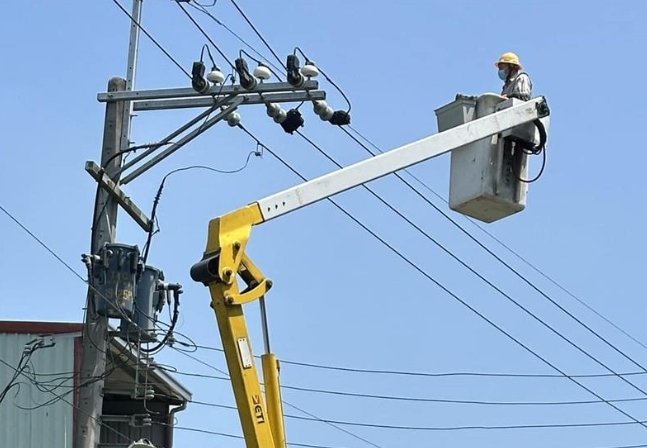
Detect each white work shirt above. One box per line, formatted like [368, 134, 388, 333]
[502, 72, 532, 101]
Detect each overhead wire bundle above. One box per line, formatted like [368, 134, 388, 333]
[1, 1, 642, 447]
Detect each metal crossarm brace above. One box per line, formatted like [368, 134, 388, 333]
[120, 97, 244, 185]
[85, 161, 153, 232]
[133, 90, 326, 112]
[97, 80, 320, 103]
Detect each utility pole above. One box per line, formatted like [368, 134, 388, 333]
[76, 76, 127, 448]
[77, 3, 326, 447]
[76, 2, 142, 447]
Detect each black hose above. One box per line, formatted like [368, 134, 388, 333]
[510, 117, 548, 183]
[140, 289, 181, 353]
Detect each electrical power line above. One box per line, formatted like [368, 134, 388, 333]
[0, 204, 358, 445]
[187, 1, 286, 78]
[210, 5, 647, 416]
[170, 346, 386, 448]
[195, 0, 640, 380]
[159, 421, 647, 448]
[233, 125, 647, 431]
[213, 0, 647, 388]
[295, 129, 647, 405]
[0, 204, 87, 285]
[110, 0, 190, 78]
[142, 155, 260, 263]
[157, 421, 356, 448]
[0, 356, 134, 444]
[339, 124, 647, 393]
[188, 341, 647, 379]
[348, 123, 647, 357]
[158, 363, 647, 407]
[228, 0, 286, 71]
[176, 0, 236, 70]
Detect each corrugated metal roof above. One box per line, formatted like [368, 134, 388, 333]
[108, 336, 192, 403]
[0, 332, 77, 448]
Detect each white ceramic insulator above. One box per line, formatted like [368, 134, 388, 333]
[253, 65, 272, 80]
[319, 106, 334, 121]
[312, 100, 329, 116]
[227, 112, 241, 127]
[301, 64, 319, 78]
[206, 69, 225, 84]
[266, 103, 281, 117]
[273, 108, 287, 123]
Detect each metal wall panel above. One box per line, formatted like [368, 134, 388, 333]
[0, 332, 77, 448]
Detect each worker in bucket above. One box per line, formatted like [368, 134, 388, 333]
[495, 52, 532, 101]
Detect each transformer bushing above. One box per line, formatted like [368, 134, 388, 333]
[121, 265, 164, 343]
[93, 243, 140, 318]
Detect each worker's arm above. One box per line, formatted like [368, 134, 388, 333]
[511, 73, 533, 101]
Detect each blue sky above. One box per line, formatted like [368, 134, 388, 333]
[1, 0, 647, 447]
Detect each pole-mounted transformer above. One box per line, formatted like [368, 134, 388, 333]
[90, 243, 140, 318]
[84, 243, 180, 345]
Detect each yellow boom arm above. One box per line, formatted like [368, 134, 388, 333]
[190, 97, 550, 448]
[190, 204, 284, 448]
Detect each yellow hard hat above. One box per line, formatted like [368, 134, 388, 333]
[495, 52, 522, 69]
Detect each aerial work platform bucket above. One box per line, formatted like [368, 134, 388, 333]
[434, 93, 549, 223]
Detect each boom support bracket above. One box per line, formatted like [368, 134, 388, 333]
[190, 204, 279, 448]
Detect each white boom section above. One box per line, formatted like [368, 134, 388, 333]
[258, 96, 548, 222]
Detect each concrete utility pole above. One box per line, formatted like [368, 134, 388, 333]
[77, 2, 326, 446]
[77, 2, 141, 446]
[76, 77, 127, 448]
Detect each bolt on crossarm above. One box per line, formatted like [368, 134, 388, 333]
[190, 96, 550, 448]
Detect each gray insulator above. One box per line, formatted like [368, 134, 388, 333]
[312, 100, 328, 115]
[319, 106, 334, 121]
[227, 112, 241, 127]
[273, 108, 287, 123]
[266, 103, 281, 118]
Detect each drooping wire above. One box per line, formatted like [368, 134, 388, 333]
[155, 422, 354, 448]
[335, 126, 647, 392]
[9, 331, 142, 411]
[189, 341, 647, 379]
[296, 128, 647, 412]
[201, 43, 217, 67]
[149, 420, 647, 448]
[174, 4, 647, 379]
[139, 291, 181, 354]
[170, 347, 386, 448]
[347, 123, 647, 356]
[141, 156, 261, 264]
[110, 0, 190, 78]
[0, 356, 134, 444]
[144, 379, 647, 434]
[234, 125, 647, 431]
[155, 366, 647, 409]
[0, 343, 42, 405]
[193, 3, 619, 380]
